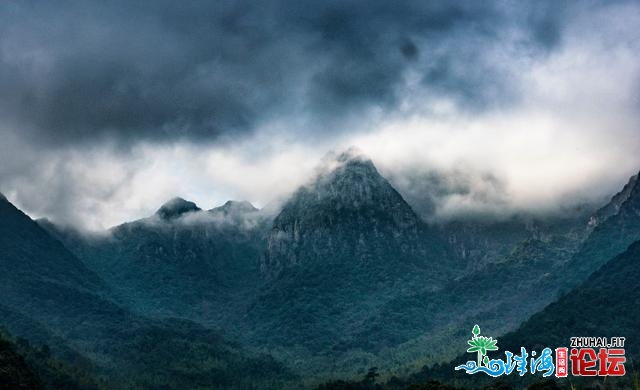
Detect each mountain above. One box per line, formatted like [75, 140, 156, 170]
[343, 234, 576, 374]
[501, 238, 640, 358]
[262, 165, 638, 383]
[0, 193, 126, 347]
[21, 155, 635, 386]
[0, 194, 290, 389]
[245, 151, 456, 358]
[262, 150, 454, 279]
[0, 193, 105, 297]
[36, 152, 465, 380]
[399, 239, 640, 389]
[41, 197, 269, 326]
[439, 209, 590, 272]
[567, 171, 640, 283]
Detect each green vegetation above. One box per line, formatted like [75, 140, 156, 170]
[0, 328, 106, 390]
[2, 158, 639, 388]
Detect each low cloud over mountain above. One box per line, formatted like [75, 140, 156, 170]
[1, 1, 640, 228]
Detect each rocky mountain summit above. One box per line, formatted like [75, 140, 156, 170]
[262, 150, 452, 279]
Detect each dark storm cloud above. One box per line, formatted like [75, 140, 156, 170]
[0, 0, 569, 147]
[0, 1, 282, 146]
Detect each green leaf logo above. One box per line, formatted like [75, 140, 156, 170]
[467, 336, 498, 355]
[466, 325, 498, 367]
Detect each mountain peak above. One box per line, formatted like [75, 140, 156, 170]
[155, 197, 201, 220]
[262, 149, 438, 278]
[309, 148, 384, 193]
[275, 147, 410, 217]
[210, 200, 258, 215]
[334, 146, 368, 162]
[317, 147, 374, 173]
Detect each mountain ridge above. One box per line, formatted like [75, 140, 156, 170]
[0, 195, 292, 389]
[567, 170, 640, 284]
[588, 171, 639, 229]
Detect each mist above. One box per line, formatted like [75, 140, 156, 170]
[1, 1, 639, 229]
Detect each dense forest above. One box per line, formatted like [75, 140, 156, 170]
[1, 154, 639, 389]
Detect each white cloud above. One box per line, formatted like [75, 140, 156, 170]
[349, 4, 640, 218]
[2, 2, 640, 227]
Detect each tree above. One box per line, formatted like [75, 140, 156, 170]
[364, 367, 380, 383]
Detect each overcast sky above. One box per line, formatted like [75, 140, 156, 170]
[1, 0, 640, 229]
